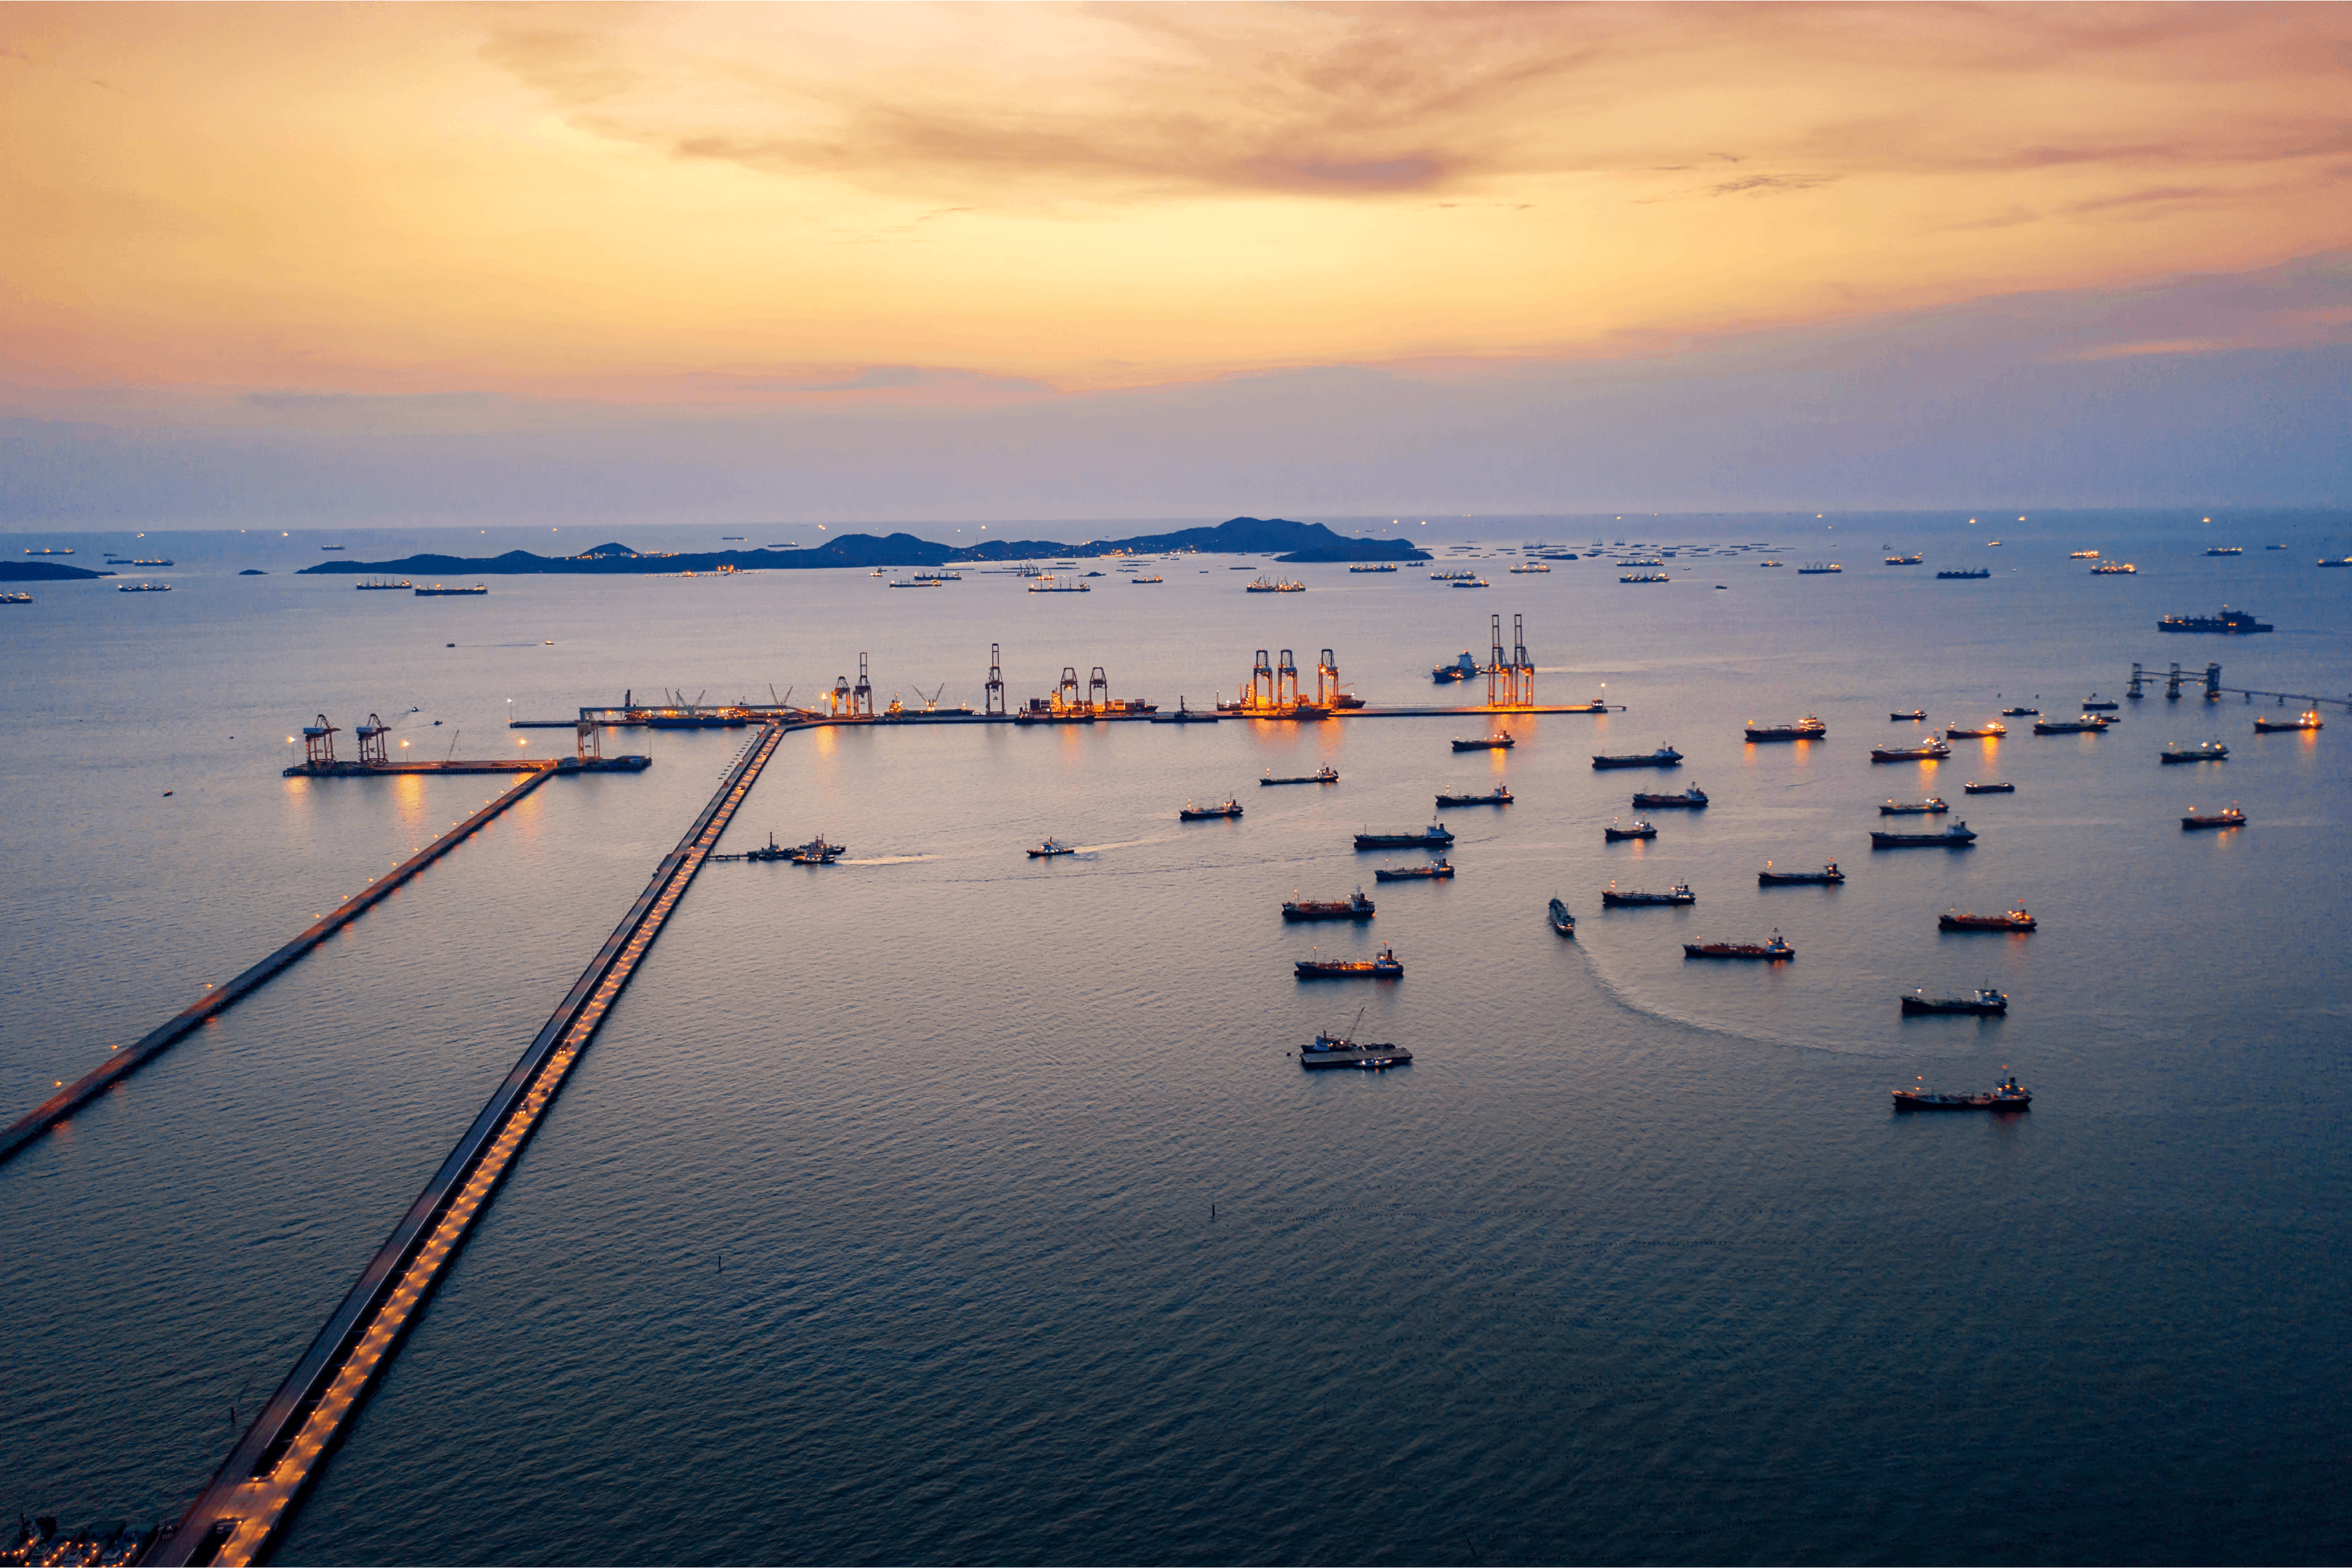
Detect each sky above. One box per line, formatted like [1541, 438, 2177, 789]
[2, 2, 2349, 524]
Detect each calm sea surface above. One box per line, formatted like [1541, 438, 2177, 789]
[2, 511, 2347, 1564]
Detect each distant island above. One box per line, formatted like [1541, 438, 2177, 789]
[298, 516, 1429, 576]
[1, 561, 113, 581]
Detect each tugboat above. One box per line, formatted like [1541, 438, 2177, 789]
[1374, 859, 1454, 882]
[1434, 785, 1512, 807]
[1601, 881, 1697, 907]
[1180, 797, 1245, 819]
[1745, 715, 1827, 742]
[2032, 714, 2113, 734]
[1758, 861, 1843, 885]
[1354, 823, 1455, 850]
[1870, 738, 1951, 762]
[1432, 650, 1481, 683]
[1893, 1074, 2031, 1110]
[1547, 897, 1577, 937]
[1263, 766, 1341, 785]
[1298, 1011, 1412, 1069]
[1945, 720, 2007, 738]
[1940, 903, 2036, 932]
[1027, 837, 1079, 858]
[1604, 818, 1657, 841]
[2252, 710, 2323, 733]
[2181, 804, 2246, 830]
[1283, 889, 1376, 921]
[788, 833, 848, 865]
[1593, 744, 1683, 769]
[1631, 783, 1708, 809]
[1295, 943, 1404, 979]
[1684, 930, 1795, 961]
[1871, 820, 1978, 848]
[2159, 608, 2271, 634]
[1964, 781, 2015, 794]
[1900, 987, 2009, 1014]
[2160, 741, 2229, 764]
[1889, 709, 1926, 721]
[1454, 733, 1516, 752]
[1880, 798, 1950, 815]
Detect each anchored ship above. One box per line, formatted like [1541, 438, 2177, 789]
[1940, 903, 2035, 932]
[1434, 785, 1512, 807]
[1893, 1074, 2030, 1110]
[1593, 745, 1683, 770]
[1355, 823, 1455, 850]
[1684, 931, 1795, 961]
[1901, 987, 2008, 1015]
[1871, 820, 1978, 848]
[2252, 710, 2323, 733]
[2160, 741, 2229, 763]
[2032, 715, 2113, 734]
[1374, 859, 1453, 882]
[1453, 733, 1516, 752]
[2181, 804, 2246, 830]
[1262, 767, 1341, 785]
[1299, 1015, 1412, 1070]
[1870, 739, 1951, 762]
[1746, 715, 1826, 742]
[2160, 608, 2270, 634]
[1295, 943, 1404, 979]
[1604, 818, 1657, 841]
[1758, 861, 1842, 885]
[1283, 889, 1375, 921]
[1631, 783, 1708, 809]
[1180, 797, 1244, 819]
[1601, 881, 1695, 907]
[1964, 781, 2015, 794]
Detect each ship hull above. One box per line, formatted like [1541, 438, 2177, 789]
[1593, 754, 1680, 769]
[1300, 1046, 1412, 1069]
[1900, 998, 2005, 1014]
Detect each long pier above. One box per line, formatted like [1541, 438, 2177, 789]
[518, 703, 1618, 728]
[0, 765, 559, 1169]
[151, 723, 787, 1568]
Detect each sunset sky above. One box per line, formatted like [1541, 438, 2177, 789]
[3, 2, 2348, 522]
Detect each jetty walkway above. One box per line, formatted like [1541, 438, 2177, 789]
[152, 724, 786, 1567]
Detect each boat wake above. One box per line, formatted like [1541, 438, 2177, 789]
[1572, 947, 1918, 1059]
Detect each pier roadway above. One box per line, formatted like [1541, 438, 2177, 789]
[153, 723, 787, 1568]
[0, 765, 560, 1169]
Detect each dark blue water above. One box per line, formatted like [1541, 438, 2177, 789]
[3, 510, 2346, 1563]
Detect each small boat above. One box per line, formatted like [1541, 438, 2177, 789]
[354, 579, 413, 590]
[1604, 818, 1657, 842]
[2252, 710, 2323, 733]
[1600, 880, 1696, 907]
[1963, 781, 2015, 794]
[1893, 1074, 2031, 1111]
[1796, 562, 1843, 574]
[1619, 572, 1671, 584]
[1884, 553, 1923, 566]
[1937, 568, 1991, 580]
[1294, 944, 1404, 979]
[415, 583, 488, 595]
[1684, 931, 1795, 961]
[2082, 695, 2119, 710]
[1244, 576, 1306, 593]
[1375, 859, 1453, 882]
[1027, 838, 1079, 858]
[1454, 733, 1516, 752]
[1262, 767, 1340, 785]
[1745, 715, 1827, 742]
[1870, 739, 1951, 762]
[2181, 804, 2245, 830]
[1880, 798, 1949, 815]
[1432, 651, 1481, 683]
[1889, 709, 1926, 722]
[2160, 608, 2271, 634]
[1354, 823, 1455, 850]
[1871, 821, 1978, 848]
[1434, 785, 1512, 807]
[1946, 722, 2007, 738]
[1593, 745, 1682, 770]
[2092, 561, 2137, 575]
[1758, 861, 1843, 885]
[1548, 898, 1577, 937]
[1901, 987, 2009, 1015]
[1348, 564, 1400, 574]
[1940, 903, 2035, 932]
[117, 581, 173, 592]
[2032, 715, 2113, 734]
[2161, 741, 2229, 763]
[1283, 889, 1375, 921]
[1631, 784, 1708, 809]
[1299, 1015, 1412, 1070]
[2001, 705, 2041, 717]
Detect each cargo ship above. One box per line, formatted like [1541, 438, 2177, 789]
[1631, 783, 1708, 809]
[415, 583, 488, 596]
[1244, 576, 1306, 593]
[2203, 546, 2244, 557]
[1283, 889, 1374, 921]
[2160, 608, 2271, 634]
[1684, 931, 1794, 960]
[1884, 553, 1923, 566]
[2181, 804, 2245, 830]
[1936, 568, 1991, 579]
[1900, 987, 2008, 1014]
[2070, 549, 2100, 559]
[2032, 715, 2112, 734]
[355, 579, 412, 590]
[1619, 571, 1672, 584]
[2160, 741, 2228, 764]
[1298, 1023, 1411, 1070]
[2252, 710, 2323, 733]
[1796, 562, 1843, 574]
[1964, 781, 2014, 794]
[1454, 733, 1516, 752]
[2001, 704, 2041, 716]
[1745, 715, 1826, 742]
[2092, 560, 2136, 575]
[116, 581, 173, 592]
[2082, 695, 2119, 710]
[1871, 821, 1978, 848]
[1432, 650, 1480, 683]
[1355, 823, 1455, 850]
[1604, 818, 1657, 841]
[1295, 944, 1403, 979]
[1880, 798, 1949, 815]
[1946, 721, 2007, 738]
[1548, 898, 1577, 937]
[1893, 1074, 2030, 1110]
[1758, 861, 1842, 885]
[1375, 859, 1453, 882]
[1348, 564, 1399, 574]
[1027, 575, 1090, 593]
[1262, 767, 1340, 785]
[1434, 785, 1512, 807]
[1870, 739, 1951, 762]
[1593, 745, 1682, 769]
[1940, 903, 2035, 932]
[1889, 708, 1926, 721]
[1601, 881, 1696, 907]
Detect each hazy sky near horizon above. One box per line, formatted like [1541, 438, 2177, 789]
[4, 2, 2349, 522]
